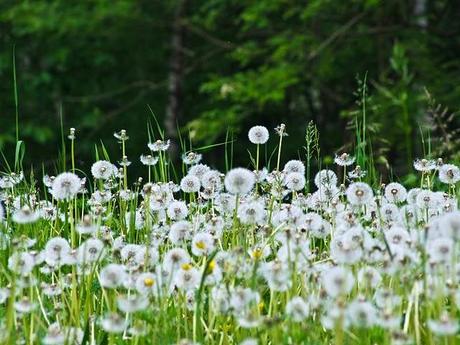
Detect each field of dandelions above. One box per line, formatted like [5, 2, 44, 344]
[1, 123, 460, 345]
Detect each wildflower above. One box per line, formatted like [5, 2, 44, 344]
[182, 152, 203, 165]
[77, 238, 104, 264]
[91, 160, 116, 180]
[180, 175, 201, 193]
[283, 160, 305, 175]
[0, 171, 24, 188]
[100, 313, 126, 333]
[175, 265, 200, 291]
[346, 299, 377, 328]
[136, 272, 160, 295]
[113, 129, 129, 141]
[140, 154, 159, 166]
[314, 169, 338, 188]
[148, 139, 170, 152]
[14, 297, 36, 314]
[44, 237, 71, 266]
[346, 182, 373, 206]
[275, 123, 288, 137]
[357, 266, 382, 288]
[413, 158, 436, 172]
[99, 264, 127, 288]
[238, 201, 266, 225]
[224, 168, 255, 195]
[188, 164, 211, 180]
[167, 200, 188, 220]
[322, 266, 354, 298]
[163, 248, 190, 272]
[8, 251, 35, 275]
[248, 126, 269, 144]
[428, 313, 459, 335]
[12, 206, 39, 224]
[384, 182, 407, 203]
[42, 323, 65, 345]
[415, 190, 440, 209]
[427, 237, 454, 263]
[438, 164, 460, 184]
[51, 172, 82, 200]
[348, 165, 367, 179]
[191, 232, 215, 256]
[334, 153, 355, 166]
[169, 221, 192, 245]
[286, 297, 309, 322]
[117, 294, 149, 313]
[284, 172, 306, 191]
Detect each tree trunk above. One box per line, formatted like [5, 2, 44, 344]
[165, 0, 187, 159]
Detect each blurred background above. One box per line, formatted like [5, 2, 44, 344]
[1, 0, 460, 180]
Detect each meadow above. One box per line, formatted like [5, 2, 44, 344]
[1, 121, 459, 345]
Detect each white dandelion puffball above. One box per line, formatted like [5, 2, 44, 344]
[284, 172, 306, 191]
[384, 182, 407, 203]
[248, 126, 269, 144]
[284, 160, 305, 175]
[322, 266, 355, 298]
[51, 172, 82, 200]
[439, 164, 460, 184]
[346, 182, 373, 206]
[180, 175, 201, 193]
[224, 168, 255, 195]
[91, 160, 116, 180]
[314, 169, 337, 188]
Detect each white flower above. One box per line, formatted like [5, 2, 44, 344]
[201, 170, 222, 191]
[100, 313, 126, 333]
[44, 237, 71, 267]
[415, 190, 440, 209]
[117, 294, 149, 313]
[91, 160, 116, 180]
[191, 232, 215, 256]
[224, 168, 255, 195]
[286, 297, 309, 322]
[248, 126, 269, 144]
[238, 201, 266, 225]
[140, 154, 159, 166]
[384, 182, 407, 203]
[99, 264, 127, 288]
[51, 172, 82, 200]
[148, 139, 170, 152]
[180, 175, 201, 193]
[163, 248, 190, 272]
[284, 172, 306, 191]
[182, 152, 203, 165]
[314, 169, 337, 188]
[439, 164, 460, 184]
[439, 211, 460, 240]
[8, 252, 35, 275]
[346, 182, 373, 206]
[167, 201, 188, 220]
[169, 221, 193, 245]
[12, 206, 39, 224]
[413, 158, 436, 172]
[334, 153, 355, 166]
[346, 299, 377, 328]
[357, 266, 382, 288]
[188, 164, 210, 180]
[77, 238, 104, 264]
[174, 265, 200, 291]
[322, 266, 354, 298]
[428, 313, 459, 335]
[427, 237, 454, 263]
[136, 272, 161, 296]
